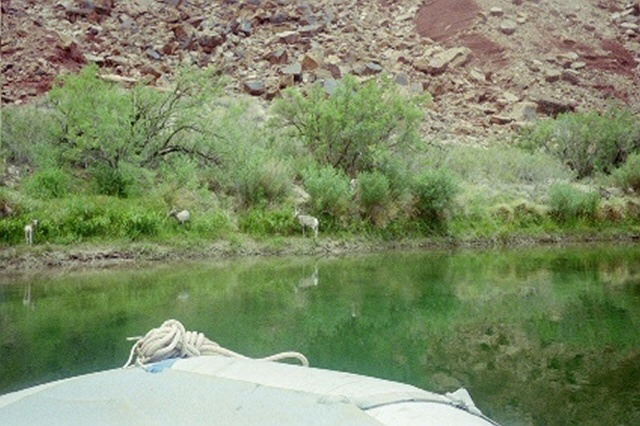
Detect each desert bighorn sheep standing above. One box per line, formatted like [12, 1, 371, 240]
[168, 208, 190, 225]
[294, 208, 319, 238]
[24, 219, 38, 245]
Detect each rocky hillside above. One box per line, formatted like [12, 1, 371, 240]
[2, 0, 639, 142]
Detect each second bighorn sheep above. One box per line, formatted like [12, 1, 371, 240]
[294, 208, 319, 238]
[24, 219, 38, 245]
[168, 208, 190, 225]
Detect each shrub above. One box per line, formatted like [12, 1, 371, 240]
[357, 171, 390, 211]
[191, 210, 234, 238]
[548, 183, 600, 222]
[236, 157, 291, 207]
[274, 74, 429, 176]
[302, 165, 351, 222]
[612, 152, 640, 193]
[512, 200, 548, 225]
[0, 105, 61, 166]
[413, 169, 457, 227]
[23, 167, 72, 199]
[519, 108, 640, 178]
[119, 211, 159, 239]
[90, 165, 134, 197]
[357, 171, 391, 225]
[239, 207, 296, 236]
[433, 144, 573, 185]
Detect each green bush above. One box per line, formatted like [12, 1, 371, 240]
[548, 183, 600, 222]
[520, 108, 640, 178]
[274, 74, 429, 176]
[413, 169, 457, 227]
[191, 210, 234, 238]
[357, 171, 390, 220]
[612, 152, 640, 193]
[239, 207, 296, 236]
[90, 165, 134, 197]
[23, 167, 72, 199]
[302, 165, 351, 222]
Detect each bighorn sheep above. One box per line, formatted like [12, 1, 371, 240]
[168, 208, 190, 225]
[294, 208, 319, 238]
[24, 219, 38, 245]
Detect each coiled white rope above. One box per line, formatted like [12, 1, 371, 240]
[123, 319, 309, 368]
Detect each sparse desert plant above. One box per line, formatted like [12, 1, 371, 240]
[519, 108, 640, 178]
[548, 183, 600, 222]
[0, 104, 61, 166]
[431, 144, 573, 185]
[597, 199, 627, 223]
[511, 200, 548, 225]
[236, 157, 291, 207]
[612, 152, 640, 193]
[491, 203, 514, 223]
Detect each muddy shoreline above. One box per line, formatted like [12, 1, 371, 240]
[2, 231, 638, 274]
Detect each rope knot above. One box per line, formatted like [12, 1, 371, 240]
[123, 319, 308, 368]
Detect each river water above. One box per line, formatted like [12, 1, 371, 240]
[1, 244, 639, 425]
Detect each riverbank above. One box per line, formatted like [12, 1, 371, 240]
[2, 229, 638, 273]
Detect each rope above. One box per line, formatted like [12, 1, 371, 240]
[123, 319, 309, 368]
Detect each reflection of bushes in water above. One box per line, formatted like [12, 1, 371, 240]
[536, 294, 636, 348]
[424, 322, 640, 426]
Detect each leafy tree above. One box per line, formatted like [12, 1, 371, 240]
[274, 75, 429, 177]
[48, 64, 225, 172]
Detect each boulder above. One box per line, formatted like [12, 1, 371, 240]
[544, 69, 562, 83]
[243, 80, 266, 96]
[281, 62, 303, 82]
[394, 72, 410, 86]
[531, 96, 576, 117]
[416, 47, 472, 75]
[499, 19, 517, 35]
[301, 53, 320, 71]
[561, 70, 580, 85]
[267, 48, 288, 65]
[361, 62, 383, 75]
[509, 101, 537, 121]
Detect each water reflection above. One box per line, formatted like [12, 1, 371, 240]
[22, 283, 34, 310]
[296, 266, 319, 290]
[1, 244, 639, 425]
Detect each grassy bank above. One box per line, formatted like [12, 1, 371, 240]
[1, 66, 639, 263]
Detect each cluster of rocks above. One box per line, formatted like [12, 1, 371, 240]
[1, 0, 639, 143]
[611, 2, 640, 36]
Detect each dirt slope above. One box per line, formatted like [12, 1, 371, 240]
[2, 0, 639, 141]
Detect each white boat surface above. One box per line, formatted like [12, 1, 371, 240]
[0, 355, 499, 425]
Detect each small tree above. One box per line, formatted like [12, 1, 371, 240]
[274, 75, 429, 177]
[48, 65, 225, 174]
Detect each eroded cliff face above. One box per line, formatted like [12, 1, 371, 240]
[2, 0, 639, 141]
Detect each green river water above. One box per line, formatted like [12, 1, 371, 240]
[1, 244, 639, 425]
